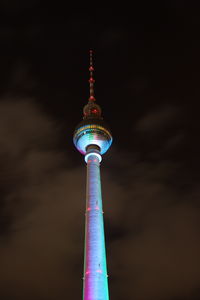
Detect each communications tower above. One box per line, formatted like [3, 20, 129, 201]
[73, 51, 112, 300]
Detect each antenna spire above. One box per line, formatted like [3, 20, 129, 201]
[89, 50, 95, 102]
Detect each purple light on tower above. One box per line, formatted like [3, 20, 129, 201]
[73, 51, 112, 300]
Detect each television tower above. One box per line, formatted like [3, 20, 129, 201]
[73, 51, 112, 300]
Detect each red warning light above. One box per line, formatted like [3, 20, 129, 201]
[89, 96, 95, 101]
[89, 77, 95, 83]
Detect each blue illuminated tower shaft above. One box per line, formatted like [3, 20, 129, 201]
[83, 153, 109, 300]
[73, 51, 112, 299]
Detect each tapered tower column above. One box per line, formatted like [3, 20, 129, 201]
[83, 150, 109, 300]
[73, 51, 112, 300]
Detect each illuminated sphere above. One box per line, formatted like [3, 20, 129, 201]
[73, 118, 112, 155]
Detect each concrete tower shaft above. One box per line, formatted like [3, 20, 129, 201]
[73, 51, 112, 300]
[83, 152, 109, 300]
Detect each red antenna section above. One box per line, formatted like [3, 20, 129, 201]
[83, 50, 102, 119]
[89, 50, 96, 102]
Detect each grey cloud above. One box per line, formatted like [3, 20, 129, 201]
[0, 99, 83, 299]
[0, 99, 121, 299]
[107, 151, 200, 300]
[136, 105, 179, 134]
[0, 99, 199, 300]
[164, 132, 184, 150]
[0, 99, 59, 158]
[110, 200, 200, 300]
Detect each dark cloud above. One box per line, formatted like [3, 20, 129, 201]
[0, 2, 199, 299]
[111, 200, 200, 300]
[0, 96, 199, 300]
[0, 99, 82, 298]
[107, 153, 200, 300]
[135, 105, 179, 134]
[0, 99, 121, 299]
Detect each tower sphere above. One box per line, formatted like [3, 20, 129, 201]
[73, 118, 112, 155]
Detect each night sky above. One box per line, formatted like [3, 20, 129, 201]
[0, 2, 200, 300]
